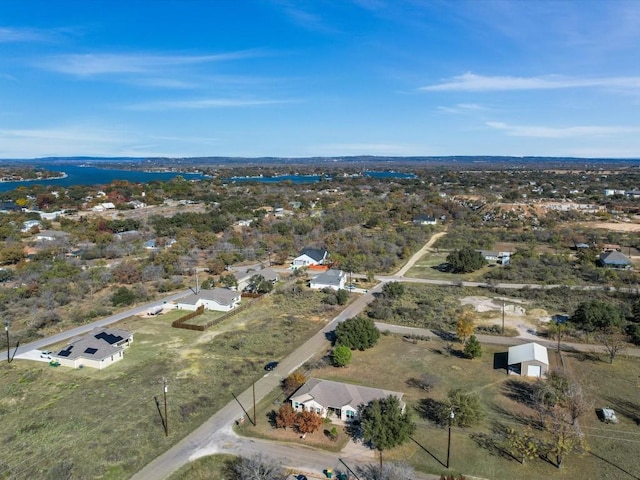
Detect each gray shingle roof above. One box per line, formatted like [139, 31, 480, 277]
[180, 287, 240, 306]
[300, 248, 327, 262]
[311, 269, 344, 287]
[53, 328, 131, 361]
[600, 251, 631, 265]
[291, 378, 404, 411]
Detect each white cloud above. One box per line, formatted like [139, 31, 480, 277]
[0, 27, 54, 43]
[126, 98, 292, 111]
[37, 50, 262, 77]
[421, 72, 640, 92]
[486, 121, 640, 138]
[0, 126, 135, 157]
[437, 103, 486, 114]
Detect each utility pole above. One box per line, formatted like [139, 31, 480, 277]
[163, 377, 168, 436]
[253, 381, 257, 426]
[4, 320, 10, 363]
[4, 320, 18, 364]
[446, 410, 455, 468]
[502, 300, 505, 335]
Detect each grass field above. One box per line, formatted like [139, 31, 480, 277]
[0, 289, 347, 479]
[233, 334, 640, 480]
[402, 251, 493, 282]
[168, 453, 236, 480]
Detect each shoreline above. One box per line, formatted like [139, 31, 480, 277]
[0, 172, 68, 183]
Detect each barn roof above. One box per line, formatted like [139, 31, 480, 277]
[508, 342, 549, 366]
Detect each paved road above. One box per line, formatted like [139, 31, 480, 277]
[376, 323, 640, 357]
[131, 282, 388, 480]
[6, 229, 639, 478]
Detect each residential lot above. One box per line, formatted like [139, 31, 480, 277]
[0, 289, 345, 479]
[235, 333, 640, 480]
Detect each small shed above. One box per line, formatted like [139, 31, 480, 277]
[507, 342, 549, 378]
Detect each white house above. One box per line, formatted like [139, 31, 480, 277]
[507, 342, 549, 377]
[21, 219, 41, 232]
[290, 378, 405, 422]
[309, 269, 346, 291]
[292, 248, 328, 268]
[52, 328, 133, 370]
[174, 288, 241, 312]
[34, 230, 71, 242]
[412, 215, 437, 225]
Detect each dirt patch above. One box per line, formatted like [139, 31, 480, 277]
[577, 221, 640, 232]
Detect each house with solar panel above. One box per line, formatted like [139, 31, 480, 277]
[51, 328, 133, 369]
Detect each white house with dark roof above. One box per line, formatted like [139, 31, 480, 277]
[174, 288, 241, 312]
[292, 247, 328, 268]
[309, 269, 346, 291]
[290, 378, 404, 422]
[52, 328, 133, 369]
[507, 342, 549, 378]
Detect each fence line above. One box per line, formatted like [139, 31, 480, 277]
[171, 295, 265, 331]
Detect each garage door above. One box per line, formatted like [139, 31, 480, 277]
[527, 365, 541, 377]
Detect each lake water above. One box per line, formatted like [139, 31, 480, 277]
[0, 164, 417, 193]
[0, 164, 206, 193]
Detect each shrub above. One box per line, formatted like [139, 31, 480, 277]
[332, 345, 352, 367]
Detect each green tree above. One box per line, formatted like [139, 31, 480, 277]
[446, 247, 486, 273]
[382, 282, 405, 299]
[332, 345, 352, 367]
[336, 288, 349, 305]
[335, 316, 380, 351]
[571, 300, 623, 333]
[505, 426, 539, 464]
[464, 335, 482, 359]
[360, 395, 416, 470]
[111, 286, 135, 306]
[219, 273, 238, 289]
[442, 389, 483, 427]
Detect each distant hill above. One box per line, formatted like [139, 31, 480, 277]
[2, 155, 639, 170]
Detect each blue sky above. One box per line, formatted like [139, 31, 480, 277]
[1, 0, 640, 159]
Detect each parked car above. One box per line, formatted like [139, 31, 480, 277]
[264, 361, 278, 371]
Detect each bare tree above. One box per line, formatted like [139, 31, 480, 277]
[233, 453, 282, 480]
[358, 461, 415, 480]
[600, 332, 626, 364]
[563, 382, 591, 426]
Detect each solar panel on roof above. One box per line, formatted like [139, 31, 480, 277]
[95, 332, 123, 344]
[84, 347, 98, 355]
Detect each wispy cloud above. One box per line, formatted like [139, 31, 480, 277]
[37, 50, 262, 76]
[0, 27, 56, 43]
[486, 121, 640, 138]
[437, 103, 485, 114]
[0, 126, 130, 157]
[421, 73, 640, 92]
[126, 97, 292, 111]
